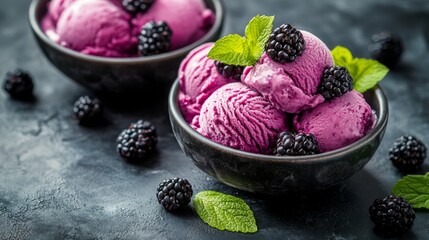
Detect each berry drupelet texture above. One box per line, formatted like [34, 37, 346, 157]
[318, 66, 353, 101]
[117, 120, 157, 161]
[3, 69, 34, 98]
[214, 61, 244, 81]
[122, 0, 154, 14]
[138, 21, 172, 56]
[369, 32, 403, 68]
[73, 96, 103, 125]
[275, 132, 319, 156]
[265, 24, 305, 63]
[389, 135, 426, 172]
[369, 195, 415, 235]
[156, 178, 193, 211]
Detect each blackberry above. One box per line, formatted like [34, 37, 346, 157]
[275, 132, 319, 156]
[73, 96, 103, 124]
[389, 135, 426, 172]
[138, 21, 172, 56]
[369, 32, 403, 68]
[369, 195, 415, 235]
[156, 178, 193, 211]
[3, 69, 34, 98]
[265, 24, 305, 63]
[117, 120, 157, 161]
[318, 66, 353, 100]
[122, 0, 154, 14]
[214, 61, 244, 80]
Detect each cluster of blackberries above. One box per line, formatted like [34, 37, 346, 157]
[3, 69, 34, 99]
[369, 32, 403, 68]
[122, 1, 173, 56]
[116, 120, 158, 161]
[122, 0, 154, 14]
[369, 195, 415, 235]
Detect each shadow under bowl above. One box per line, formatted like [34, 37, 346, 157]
[28, 0, 224, 95]
[168, 80, 389, 194]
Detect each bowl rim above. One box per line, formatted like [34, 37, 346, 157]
[28, 0, 224, 64]
[169, 79, 389, 164]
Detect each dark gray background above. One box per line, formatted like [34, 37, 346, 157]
[1, 0, 429, 239]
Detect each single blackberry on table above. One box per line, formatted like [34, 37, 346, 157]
[138, 21, 172, 56]
[318, 66, 353, 101]
[369, 32, 403, 68]
[389, 135, 426, 172]
[274, 132, 319, 156]
[214, 61, 244, 80]
[117, 120, 157, 161]
[122, 0, 154, 14]
[369, 195, 415, 235]
[73, 96, 103, 124]
[265, 24, 305, 63]
[156, 178, 193, 211]
[3, 69, 34, 98]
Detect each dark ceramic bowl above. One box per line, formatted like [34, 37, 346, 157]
[169, 80, 389, 194]
[29, 0, 224, 94]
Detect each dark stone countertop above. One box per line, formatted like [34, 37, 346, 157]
[1, 0, 429, 239]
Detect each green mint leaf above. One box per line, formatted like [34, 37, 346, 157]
[331, 45, 389, 93]
[245, 15, 275, 61]
[208, 15, 274, 66]
[392, 173, 429, 209]
[351, 58, 389, 93]
[207, 34, 254, 66]
[194, 191, 258, 233]
[331, 46, 353, 67]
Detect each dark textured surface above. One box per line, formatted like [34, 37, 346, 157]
[1, 0, 428, 239]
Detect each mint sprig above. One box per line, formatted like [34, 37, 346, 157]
[208, 15, 274, 66]
[331, 46, 389, 93]
[193, 191, 258, 233]
[392, 173, 429, 209]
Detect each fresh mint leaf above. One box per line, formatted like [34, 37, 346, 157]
[351, 58, 389, 93]
[194, 191, 258, 233]
[331, 46, 353, 67]
[245, 15, 275, 61]
[208, 15, 274, 66]
[331, 46, 389, 93]
[392, 173, 429, 209]
[207, 34, 254, 66]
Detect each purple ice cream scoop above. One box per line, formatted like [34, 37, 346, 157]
[242, 31, 333, 113]
[132, 0, 215, 51]
[178, 43, 237, 125]
[294, 90, 376, 152]
[197, 82, 288, 154]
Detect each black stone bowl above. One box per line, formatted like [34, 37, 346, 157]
[169, 80, 389, 194]
[29, 0, 224, 95]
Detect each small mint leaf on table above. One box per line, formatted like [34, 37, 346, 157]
[331, 45, 389, 93]
[392, 173, 429, 209]
[208, 15, 275, 66]
[193, 190, 258, 233]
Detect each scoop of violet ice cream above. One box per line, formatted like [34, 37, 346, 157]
[178, 43, 237, 125]
[294, 90, 375, 152]
[242, 31, 333, 113]
[197, 82, 288, 154]
[132, 0, 215, 50]
[46, 0, 136, 57]
[41, 0, 77, 41]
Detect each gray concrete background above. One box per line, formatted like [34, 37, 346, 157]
[1, 0, 428, 239]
